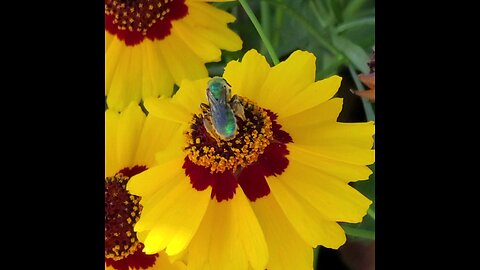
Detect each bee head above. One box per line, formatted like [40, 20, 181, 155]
[208, 77, 231, 101]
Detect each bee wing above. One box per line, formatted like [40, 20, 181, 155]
[207, 89, 221, 106]
[230, 95, 246, 121]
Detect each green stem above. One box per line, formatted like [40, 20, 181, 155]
[238, 0, 279, 65]
[260, 1, 271, 56]
[325, 0, 337, 22]
[343, 0, 369, 19]
[271, 4, 284, 50]
[348, 65, 375, 122]
[313, 246, 320, 268]
[309, 0, 327, 28]
[367, 207, 375, 221]
[335, 17, 375, 33]
[343, 225, 375, 240]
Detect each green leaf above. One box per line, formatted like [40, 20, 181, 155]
[342, 225, 375, 240]
[342, 163, 375, 238]
[331, 35, 370, 73]
[327, 0, 345, 23]
[343, 0, 370, 19]
[335, 17, 375, 34]
[316, 53, 346, 79]
[354, 163, 375, 205]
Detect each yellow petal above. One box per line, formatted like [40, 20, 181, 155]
[207, 200, 249, 270]
[106, 43, 144, 112]
[187, 190, 269, 270]
[105, 31, 114, 52]
[252, 196, 313, 270]
[105, 109, 119, 177]
[105, 34, 122, 96]
[134, 114, 183, 167]
[187, 1, 242, 51]
[188, 1, 237, 24]
[105, 103, 146, 176]
[106, 45, 137, 112]
[288, 121, 375, 165]
[141, 40, 174, 98]
[115, 103, 146, 168]
[127, 157, 184, 199]
[279, 97, 343, 126]
[157, 33, 208, 86]
[194, 23, 242, 53]
[172, 20, 222, 62]
[188, 199, 248, 270]
[288, 144, 373, 183]
[278, 75, 342, 118]
[142, 76, 234, 150]
[190, 22, 242, 52]
[154, 124, 188, 165]
[267, 177, 347, 249]
[144, 97, 192, 124]
[279, 160, 372, 223]
[185, 199, 214, 270]
[233, 189, 268, 270]
[136, 175, 211, 255]
[223, 49, 270, 100]
[256, 50, 317, 114]
[171, 78, 209, 115]
[106, 35, 174, 112]
[151, 251, 187, 270]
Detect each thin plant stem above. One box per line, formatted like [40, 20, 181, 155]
[313, 246, 320, 268]
[343, 225, 375, 240]
[368, 207, 376, 221]
[260, 1, 272, 56]
[238, 0, 280, 65]
[309, 0, 327, 28]
[272, 4, 284, 50]
[335, 17, 375, 33]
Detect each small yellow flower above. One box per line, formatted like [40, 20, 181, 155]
[105, 103, 186, 270]
[105, 0, 243, 112]
[127, 49, 375, 270]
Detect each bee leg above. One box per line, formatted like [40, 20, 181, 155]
[202, 116, 221, 142]
[200, 103, 221, 142]
[230, 94, 246, 121]
[200, 103, 210, 114]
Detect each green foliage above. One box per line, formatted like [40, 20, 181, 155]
[342, 163, 376, 240]
[211, 0, 375, 80]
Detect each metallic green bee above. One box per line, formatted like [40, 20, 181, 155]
[200, 77, 246, 141]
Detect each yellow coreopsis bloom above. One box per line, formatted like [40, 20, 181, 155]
[127, 49, 375, 270]
[105, 0, 242, 112]
[105, 103, 186, 270]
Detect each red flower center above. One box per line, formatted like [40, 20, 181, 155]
[183, 97, 293, 202]
[105, 165, 159, 270]
[105, 0, 188, 46]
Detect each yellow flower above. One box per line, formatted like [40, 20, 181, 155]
[105, 103, 186, 270]
[105, 0, 243, 112]
[127, 49, 375, 270]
